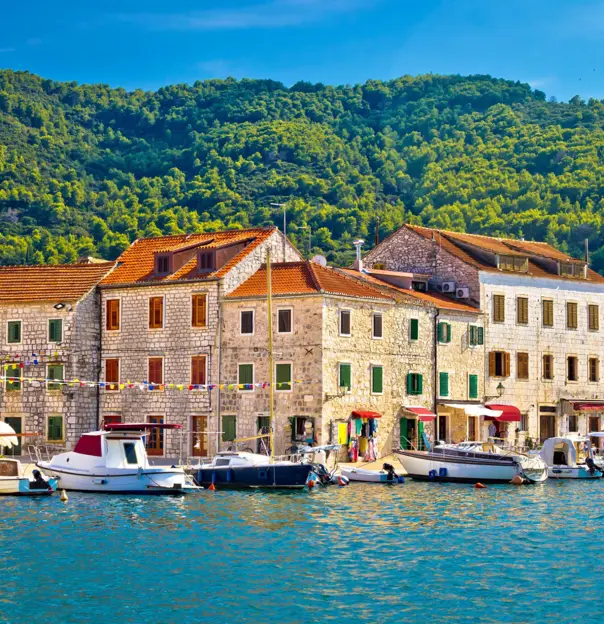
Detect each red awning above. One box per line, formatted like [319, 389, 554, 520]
[351, 411, 381, 419]
[485, 404, 521, 422]
[404, 406, 436, 422]
[572, 402, 604, 412]
[103, 423, 183, 431]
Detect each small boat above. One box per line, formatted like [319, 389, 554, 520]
[37, 423, 202, 494]
[0, 459, 57, 496]
[340, 463, 403, 484]
[192, 451, 320, 489]
[396, 441, 548, 484]
[539, 436, 602, 479]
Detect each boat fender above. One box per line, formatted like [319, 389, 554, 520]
[337, 475, 349, 487]
[307, 479, 316, 490]
[428, 469, 437, 481]
[439, 467, 448, 478]
[397, 475, 405, 484]
[474, 483, 487, 489]
[510, 475, 524, 485]
[60, 489, 68, 502]
[208, 483, 216, 491]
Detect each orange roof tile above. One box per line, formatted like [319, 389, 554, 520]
[100, 228, 276, 286]
[227, 262, 393, 301]
[0, 262, 115, 304]
[405, 225, 604, 283]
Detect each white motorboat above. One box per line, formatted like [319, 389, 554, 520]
[37, 423, 202, 494]
[539, 435, 602, 479]
[340, 463, 403, 484]
[396, 441, 548, 484]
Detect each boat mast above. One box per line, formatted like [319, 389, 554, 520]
[267, 248, 275, 462]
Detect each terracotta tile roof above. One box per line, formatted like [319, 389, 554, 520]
[405, 225, 604, 283]
[0, 262, 115, 304]
[227, 262, 393, 301]
[100, 228, 276, 286]
[341, 270, 480, 313]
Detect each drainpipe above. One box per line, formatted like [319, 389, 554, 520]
[433, 308, 440, 441]
[216, 280, 223, 456]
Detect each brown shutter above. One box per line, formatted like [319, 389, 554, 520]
[106, 359, 119, 385]
[504, 352, 511, 377]
[149, 358, 162, 385]
[191, 356, 206, 385]
[192, 295, 207, 328]
[106, 300, 120, 330]
[488, 352, 496, 377]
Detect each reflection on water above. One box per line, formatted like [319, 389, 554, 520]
[2, 481, 603, 623]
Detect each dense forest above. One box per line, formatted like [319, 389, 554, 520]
[2, 69, 604, 269]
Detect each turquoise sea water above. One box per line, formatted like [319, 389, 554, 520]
[2, 480, 603, 624]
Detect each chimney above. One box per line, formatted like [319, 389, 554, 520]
[353, 239, 365, 272]
[375, 216, 380, 246]
[585, 238, 589, 265]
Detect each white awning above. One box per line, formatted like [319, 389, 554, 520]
[444, 404, 503, 418]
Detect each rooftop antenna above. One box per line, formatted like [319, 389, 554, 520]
[353, 239, 364, 272]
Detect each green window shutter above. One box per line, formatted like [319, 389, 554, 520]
[339, 364, 351, 390]
[222, 415, 236, 442]
[417, 374, 423, 395]
[372, 366, 383, 394]
[7, 321, 21, 344]
[469, 325, 476, 346]
[238, 364, 253, 386]
[446, 323, 452, 343]
[469, 374, 478, 399]
[438, 322, 445, 342]
[410, 319, 419, 340]
[276, 363, 292, 390]
[406, 372, 413, 394]
[49, 319, 63, 343]
[47, 416, 63, 441]
[439, 372, 449, 397]
[47, 364, 64, 390]
[477, 327, 484, 345]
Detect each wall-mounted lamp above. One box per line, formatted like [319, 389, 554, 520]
[53, 303, 66, 310]
[496, 382, 505, 397]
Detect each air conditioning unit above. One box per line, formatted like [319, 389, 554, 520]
[436, 281, 456, 293]
[456, 287, 470, 299]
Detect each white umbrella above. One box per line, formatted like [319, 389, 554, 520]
[0, 421, 18, 449]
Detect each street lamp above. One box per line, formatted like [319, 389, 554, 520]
[270, 202, 286, 261]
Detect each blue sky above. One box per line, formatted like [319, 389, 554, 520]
[0, 0, 603, 100]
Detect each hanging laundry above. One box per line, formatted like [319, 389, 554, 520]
[355, 419, 362, 436]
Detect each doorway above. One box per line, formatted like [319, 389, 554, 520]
[191, 415, 208, 457]
[468, 416, 479, 442]
[257, 416, 270, 454]
[3, 417, 22, 456]
[437, 414, 448, 443]
[539, 415, 555, 444]
[399, 418, 417, 450]
[146, 415, 164, 456]
[589, 416, 601, 450]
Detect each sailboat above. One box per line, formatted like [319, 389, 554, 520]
[193, 249, 320, 489]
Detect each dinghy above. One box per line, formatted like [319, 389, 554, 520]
[539, 436, 602, 479]
[340, 463, 402, 484]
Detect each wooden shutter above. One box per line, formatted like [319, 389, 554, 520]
[49, 319, 62, 342]
[149, 297, 163, 329]
[372, 366, 383, 394]
[439, 372, 449, 397]
[567, 302, 578, 329]
[148, 358, 162, 385]
[503, 352, 511, 377]
[105, 359, 119, 389]
[469, 374, 478, 399]
[517, 353, 529, 379]
[192, 295, 207, 328]
[7, 321, 21, 343]
[493, 295, 505, 322]
[410, 318, 419, 340]
[47, 416, 63, 441]
[488, 352, 496, 377]
[543, 300, 553, 326]
[373, 314, 383, 338]
[406, 372, 413, 394]
[222, 415, 236, 442]
[445, 323, 452, 343]
[192, 356, 207, 385]
[517, 297, 528, 324]
[106, 300, 120, 331]
[589, 305, 599, 331]
[469, 325, 476, 346]
[339, 364, 351, 390]
[417, 374, 423, 394]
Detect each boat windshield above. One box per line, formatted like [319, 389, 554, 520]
[124, 442, 139, 465]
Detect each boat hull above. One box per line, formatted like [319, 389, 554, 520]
[195, 463, 315, 489]
[548, 466, 602, 479]
[0, 476, 57, 496]
[340, 468, 398, 483]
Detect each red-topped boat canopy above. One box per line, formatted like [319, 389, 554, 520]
[103, 423, 183, 431]
[351, 411, 381, 419]
[404, 406, 437, 422]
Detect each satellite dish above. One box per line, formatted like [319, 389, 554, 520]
[311, 255, 327, 266]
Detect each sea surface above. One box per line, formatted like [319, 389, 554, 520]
[2, 480, 603, 624]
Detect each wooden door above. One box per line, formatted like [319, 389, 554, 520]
[437, 415, 448, 443]
[539, 415, 555, 444]
[191, 416, 208, 457]
[146, 416, 164, 456]
[4, 417, 22, 456]
[468, 416, 478, 442]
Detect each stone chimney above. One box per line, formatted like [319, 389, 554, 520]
[353, 239, 364, 272]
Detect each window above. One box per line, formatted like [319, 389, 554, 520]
[7, 321, 21, 344]
[48, 319, 63, 343]
[240, 310, 254, 335]
[278, 309, 293, 334]
[339, 363, 352, 392]
[559, 262, 586, 279]
[148, 357, 163, 389]
[589, 305, 600, 331]
[192, 294, 207, 328]
[566, 302, 578, 329]
[520, 412, 529, 432]
[103, 415, 122, 426]
[542, 354, 554, 380]
[47, 364, 64, 390]
[276, 363, 292, 392]
[238, 363, 254, 391]
[468, 325, 484, 346]
[156, 254, 170, 274]
[191, 356, 207, 386]
[499, 255, 528, 272]
[222, 415, 236, 442]
[567, 356, 579, 382]
[589, 357, 600, 382]
[339, 310, 351, 336]
[493, 295, 505, 323]
[438, 322, 451, 343]
[542, 300, 554, 327]
[372, 313, 383, 339]
[410, 318, 419, 341]
[439, 372, 449, 397]
[468, 374, 479, 399]
[4, 363, 21, 391]
[124, 442, 139, 465]
[407, 373, 423, 395]
[47, 415, 64, 442]
[412, 281, 427, 292]
[371, 365, 383, 394]
[198, 252, 215, 272]
[517, 353, 529, 380]
[149, 297, 164, 329]
[568, 414, 578, 433]
[488, 351, 510, 378]
[516, 297, 529, 325]
[106, 299, 120, 331]
[105, 358, 120, 391]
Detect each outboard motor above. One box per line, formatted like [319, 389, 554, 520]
[31, 469, 49, 490]
[586, 457, 599, 475]
[383, 463, 398, 481]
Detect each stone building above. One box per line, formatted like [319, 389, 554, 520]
[222, 260, 484, 458]
[98, 227, 300, 460]
[364, 224, 604, 444]
[0, 262, 115, 450]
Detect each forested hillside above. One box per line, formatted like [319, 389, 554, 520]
[2, 69, 604, 269]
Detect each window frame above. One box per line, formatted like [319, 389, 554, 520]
[516, 352, 529, 381]
[147, 356, 164, 391]
[371, 364, 384, 396]
[438, 371, 450, 398]
[542, 299, 554, 328]
[516, 296, 529, 325]
[237, 362, 255, 392]
[407, 371, 423, 396]
[105, 298, 121, 332]
[104, 358, 120, 392]
[409, 318, 419, 341]
[492, 294, 505, 323]
[489, 351, 510, 378]
[468, 373, 479, 400]
[468, 325, 484, 346]
[542, 353, 554, 381]
[191, 355, 208, 387]
[567, 355, 579, 382]
[240, 309, 255, 336]
[6, 320, 22, 345]
[191, 293, 208, 329]
[588, 304, 600, 332]
[277, 307, 294, 335]
[148, 295, 165, 330]
[4, 362, 22, 392]
[46, 414, 65, 443]
[155, 254, 171, 275]
[589, 356, 600, 383]
[372, 313, 383, 340]
[438, 321, 452, 344]
[222, 414, 237, 442]
[566, 301, 578, 330]
[48, 318, 63, 343]
[339, 309, 351, 337]
[46, 363, 64, 391]
[275, 362, 293, 393]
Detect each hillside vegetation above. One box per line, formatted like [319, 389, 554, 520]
[2, 70, 604, 269]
